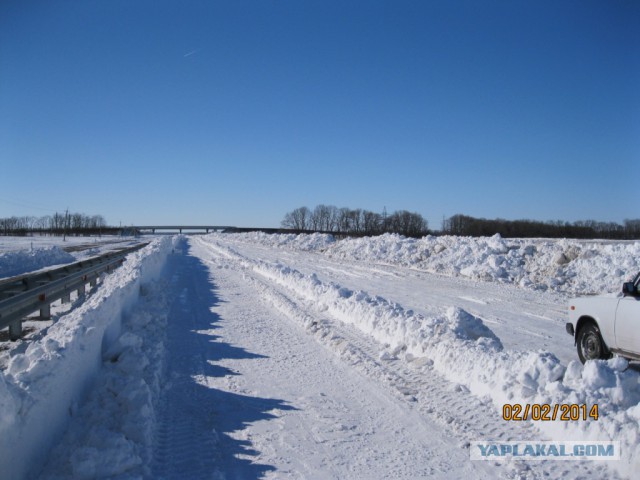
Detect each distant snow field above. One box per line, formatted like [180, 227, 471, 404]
[0, 233, 638, 479]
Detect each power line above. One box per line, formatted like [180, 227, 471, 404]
[0, 197, 61, 214]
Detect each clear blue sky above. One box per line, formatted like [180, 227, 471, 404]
[1, 0, 638, 230]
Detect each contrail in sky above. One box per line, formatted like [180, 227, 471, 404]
[183, 49, 200, 58]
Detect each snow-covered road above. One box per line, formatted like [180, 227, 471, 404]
[4, 234, 635, 479]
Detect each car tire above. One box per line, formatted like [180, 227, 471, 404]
[577, 323, 611, 364]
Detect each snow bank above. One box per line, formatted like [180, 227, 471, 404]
[41, 281, 172, 479]
[223, 231, 336, 251]
[241, 255, 639, 478]
[0, 246, 76, 279]
[0, 237, 174, 480]
[213, 232, 640, 295]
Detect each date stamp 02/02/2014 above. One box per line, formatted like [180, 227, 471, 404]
[502, 403, 599, 422]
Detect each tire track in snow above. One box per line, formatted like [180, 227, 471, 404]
[151, 252, 223, 479]
[151, 241, 294, 479]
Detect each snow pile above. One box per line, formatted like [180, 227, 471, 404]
[212, 232, 640, 294]
[554, 242, 640, 294]
[324, 234, 640, 294]
[0, 237, 174, 480]
[541, 358, 640, 451]
[224, 231, 336, 251]
[0, 246, 76, 278]
[242, 256, 639, 477]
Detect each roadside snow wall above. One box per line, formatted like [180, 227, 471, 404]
[0, 237, 174, 480]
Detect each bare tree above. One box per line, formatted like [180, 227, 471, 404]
[337, 208, 353, 232]
[0, 211, 110, 236]
[281, 205, 428, 237]
[281, 206, 311, 230]
[625, 219, 640, 239]
[363, 210, 382, 235]
[311, 204, 337, 231]
[385, 210, 428, 237]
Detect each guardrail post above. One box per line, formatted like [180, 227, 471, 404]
[62, 293, 71, 304]
[78, 284, 86, 297]
[40, 303, 51, 320]
[90, 278, 97, 288]
[9, 320, 22, 340]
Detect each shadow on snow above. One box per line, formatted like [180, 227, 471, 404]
[153, 238, 296, 479]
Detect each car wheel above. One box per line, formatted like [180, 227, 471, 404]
[577, 323, 610, 364]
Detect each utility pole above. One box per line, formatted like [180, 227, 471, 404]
[63, 208, 69, 242]
[382, 206, 388, 232]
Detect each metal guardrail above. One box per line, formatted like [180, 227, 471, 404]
[0, 243, 148, 340]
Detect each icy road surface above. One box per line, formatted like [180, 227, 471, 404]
[36, 236, 618, 479]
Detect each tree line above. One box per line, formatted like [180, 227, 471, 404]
[5, 209, 637, 240]
[281, 207, 640, 240]
[0, 212, 108, 236]
[441, 214, 640, 239]
[281, 205, 429, 238]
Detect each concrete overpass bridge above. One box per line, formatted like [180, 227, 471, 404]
[133, 226, 235, 234]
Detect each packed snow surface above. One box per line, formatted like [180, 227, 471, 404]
[0, 232, 638, 479]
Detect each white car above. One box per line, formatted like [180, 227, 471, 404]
[566, 271, 640, 363]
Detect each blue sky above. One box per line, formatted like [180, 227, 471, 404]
[1, 0, 638, 230]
